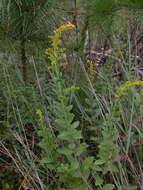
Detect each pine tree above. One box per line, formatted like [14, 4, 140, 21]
[0, 0, 56, 81]
[77, 0, 143, 53]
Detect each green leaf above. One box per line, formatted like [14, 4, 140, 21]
[58, 131, 70, 140]
[94, 159, 105, 165]
[58, 163, 69, 174]
[72, 121, 80, 129]
[70, 161, 79, 171]
[93, 165, 102, 172]
[68, 143, 76, 149]
[66, 113, 75, 123]
[81, 157, 94, 178]
[82, 157, 94, 169]
[66, 105, 73, 112]
[103, 184, 115, 190]
[58, 147, 73, 156]
[95, 175, 103, 186]
[72, 130, 82, 140]
[75, 143, 88, 156]
[55, 119, 67, 128]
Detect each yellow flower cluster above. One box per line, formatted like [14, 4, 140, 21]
[45, 23, 75, 68]
[116, 80, 143, 99]
[36, 109, 43, 122]
[65, 85, 80, 94]
[115, 50, 122, 57]
[87, 59, 94, 81]
[56, 23, 75, 33]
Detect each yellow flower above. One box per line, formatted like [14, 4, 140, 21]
[115, 80, 143, 99]
[87, 59, 94, 81]
[65, 86, 80, 94]
[133, 80, 143, 86]
[56, 23, 75, 33]
[36, 109, 43, 122]
[115, 50, 122, 57]
[45, 23, 75, 68]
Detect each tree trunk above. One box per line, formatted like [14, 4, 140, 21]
[20, 37, 27, 82]
[20, 16, 27, 82]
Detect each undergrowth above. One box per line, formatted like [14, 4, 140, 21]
[0, 21, 143, 190]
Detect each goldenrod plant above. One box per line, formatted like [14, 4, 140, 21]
[38, 23, 93, 190]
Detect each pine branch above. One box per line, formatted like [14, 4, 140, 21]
[24, 0, 48, 12]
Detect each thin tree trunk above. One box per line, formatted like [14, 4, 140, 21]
[20, 37, 27, 82]
[20, 17, 27, 82]
[73, 0, 78, 45]
[0, 181, 2, 190]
